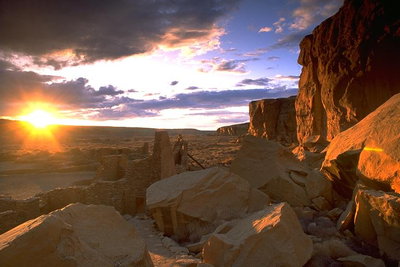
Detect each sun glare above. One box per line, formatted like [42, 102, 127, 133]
[21, 109, 56, 129]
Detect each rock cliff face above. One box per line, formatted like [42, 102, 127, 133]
[217, 122, 249, 136]
[248, 96, 297, 145]
[296, 0, 400, 145]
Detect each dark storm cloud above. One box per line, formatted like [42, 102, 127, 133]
[0, 0, 240, 67]
[236, 78, 272, 87]
[170, 81, 179, 86]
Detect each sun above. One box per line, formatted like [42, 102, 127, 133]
[21, 109, 56, 129]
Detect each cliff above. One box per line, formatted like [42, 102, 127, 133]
[296, 0, 400, 145]
[248, 96, 297, 145]
[217, 122, 249, 136]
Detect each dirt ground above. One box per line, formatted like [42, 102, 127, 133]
[0, 132, 241, 200]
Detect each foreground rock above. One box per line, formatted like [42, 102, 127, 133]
[231, 136, 332, 208]
[217, 122, 249, 136]
[249, 96, 297, 145]
[354, 188, 400, 261]
[146, 167, 269, 242]
[0, 203, 153, 266]
[296, 0, 400, 145]
[322, 93, 400, 196]
[203, 203, 312, 266]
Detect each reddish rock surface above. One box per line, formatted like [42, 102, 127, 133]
[296, 0, 400, 145]
[248, 96, 297, 145]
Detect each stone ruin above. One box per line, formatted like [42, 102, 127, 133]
[0, 130, 176, 234]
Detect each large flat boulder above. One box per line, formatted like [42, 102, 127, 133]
[296, 0, 400, 145]
[0, 203, 153, 267]
[146, 167, 270, 242]
[322, 93, 400, 197]
[203, 202, 313, 266]
[354, 189, 400, 261]
[231, 136, 332, 208]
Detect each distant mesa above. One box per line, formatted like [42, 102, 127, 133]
[216, 122, 249, 136]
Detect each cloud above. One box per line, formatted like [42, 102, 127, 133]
[170, 81, 179, 86]
[290, 0, 343, 30]
[200, 57, 259, 73]
[0, 0, 240, 67]
[186, 86, 200, 90]
[0, 60, 298, 121]
[273, 18, 286, 33]
[258, 27, 272, 33]
[236, 78, 272, 87]
[267, 56, 280, 61]
[94, 85, 124, 96]
[216, 60, 247, 73]
[274, 75, 300, 81]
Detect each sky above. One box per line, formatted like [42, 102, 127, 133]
[0, 0, 343, 130]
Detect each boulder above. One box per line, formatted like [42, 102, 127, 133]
[202, 203, 313, 267]
[353, 189, 400, 261]
[216, 123, 249, 136]
[231, 136, 332, 208]
[146, 167, 269, 242]
[322, 93, 400, 196]
[0, 203, 153, 266]
[337, 254, 385, 267]
[248, 96, 297, 145]
[296, 0, 400, 145]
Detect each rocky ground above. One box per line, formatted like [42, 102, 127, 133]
[0, 133, 240, 200]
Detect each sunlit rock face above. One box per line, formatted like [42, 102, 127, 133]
[0, 203, 153, 267]
[217, 122, 249, 136]
[322, 93, 400, 197]
[296, 0, 400, 145]
[248, 96, 297, 145]
[203, 203, 313, 267]
[146, 167, 270, 242]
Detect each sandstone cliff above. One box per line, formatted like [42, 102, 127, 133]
[296, 0, 400, 145]
[216, 122, 249, 136]
[248, 96, 297, 145]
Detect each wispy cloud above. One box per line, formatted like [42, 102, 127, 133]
[273, 18, 286, 33]
[267, 56, 280, 61]
[236, 78, 272, 87]
[200, 57, 259, 73]
[258, 26, 273, 33]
